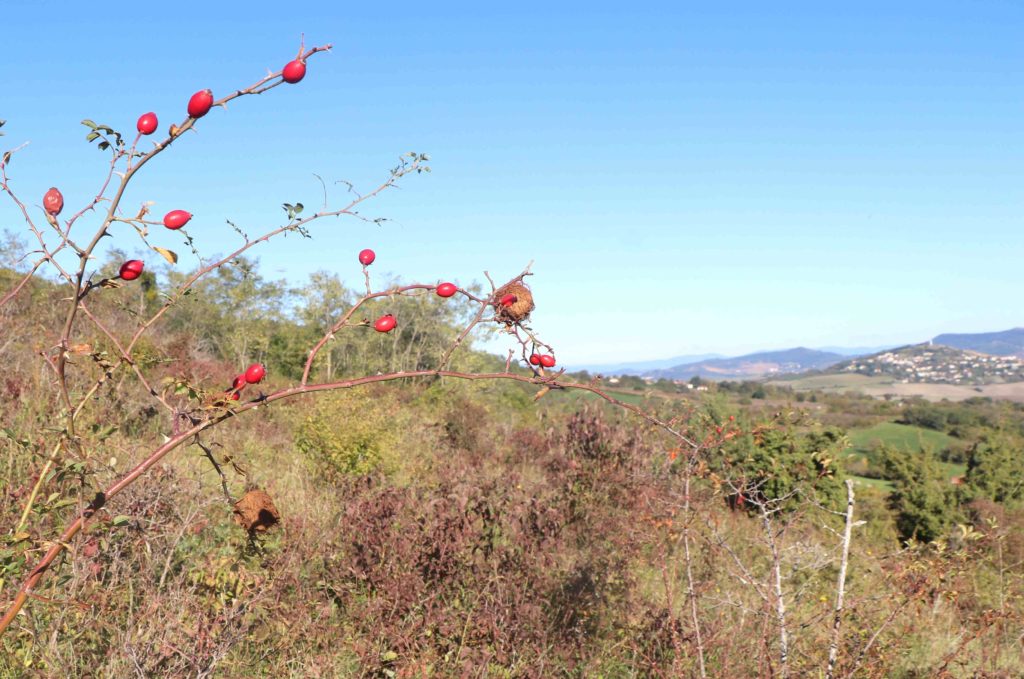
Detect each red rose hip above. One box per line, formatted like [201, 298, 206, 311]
[136, 112, 158, 135]
[374, 314, 396, 333]
[282, 59, 307, 84]
[244, 363, 266, 384]
[163, 210, 192, 230]
[358, 249, 376, 266]
[436, 282, 458, 298]
[499, 293, 518, 307]
[118, 260, 145, 281]
[43, 187, 64, 216]
[539, 354, 556, 368]
[230, 391, 241, 401]
[231, 375, 247, 391]
[529, 354, 542, 365]
[187, 89, 214, 118]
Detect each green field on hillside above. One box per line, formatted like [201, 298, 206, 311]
[769, 373, 893, 392]
[847, 421, 954, 457]
[844, 422, 965, 482]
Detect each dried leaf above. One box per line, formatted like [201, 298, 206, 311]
[152, 246, 178, 265]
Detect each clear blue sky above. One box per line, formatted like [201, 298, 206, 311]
[2, 1, 1021, 366]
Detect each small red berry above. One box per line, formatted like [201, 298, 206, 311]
[358, 249, 376, 266]
[374, 314, 397, 333]
[43, 187, 64, 216]
[244, 363, 266, 384]
[539, 355, 556, 368]
[163, 210, 192, 230]
[136, 112, 158, 135]
[187, 89, 214, 118]
[436, 282, 458, 298]
[716, 426, 723, 434]
[499, 294, 518, 307]
[529, 354, 542, 366]
[231, 375, 246, 391]
[230, 391, 241, 401]
[728, 415, 735, 422]
[282, 59, 307, 84]
[118, 260, 144, 281]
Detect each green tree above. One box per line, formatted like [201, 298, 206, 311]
[165, 257, 290, 368]
[295, 271, 354, 380]
[715, 414, 847, 512]
[963, 430, 1024, 506]
[881, 444, 961, 543]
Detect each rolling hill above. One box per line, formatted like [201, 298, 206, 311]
[932, 328, 1024, 357]
[829, 343, 1024, 384]
[649, 347, 844, 381]
[569, 353, 724, 375]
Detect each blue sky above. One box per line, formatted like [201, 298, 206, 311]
[2, 2, 1021, 365]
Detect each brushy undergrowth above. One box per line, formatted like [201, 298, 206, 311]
[2, 272, 1023, 677]
[3, 385, 1023, 677]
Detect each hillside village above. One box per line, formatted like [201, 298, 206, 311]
[839, 344, 1024, 384]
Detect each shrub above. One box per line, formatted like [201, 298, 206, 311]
[294, 389, 404, 477]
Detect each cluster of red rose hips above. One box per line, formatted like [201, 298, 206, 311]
[529, 353, 557, 368]
[41, 55, 310, 285]
[359, 249, 558, 371]
[225, 363, 267, 400]
[358, 248, 461, 334]
[44, 39, 565, 394]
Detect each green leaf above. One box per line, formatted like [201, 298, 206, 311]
[91, 424, 119, 442]
[293, 203, 303, 214]
[97, 141, 110, 151]
[85, 131, 100, 142]
[112, 515, 131, 527]
[81, 119, 97, 129]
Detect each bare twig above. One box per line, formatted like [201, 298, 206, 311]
[826, 479, 855, 679]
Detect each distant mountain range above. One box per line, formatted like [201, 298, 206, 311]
[647, 347, 845, 381]
[813, 345, 896, 357]
[932, 328, 1024, 357]
[569, 327, 1024, 383]
[572, 346, 884, 376]
[574, 354, 724, 376]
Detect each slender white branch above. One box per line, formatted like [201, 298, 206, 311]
[827, 479, 856, 679]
